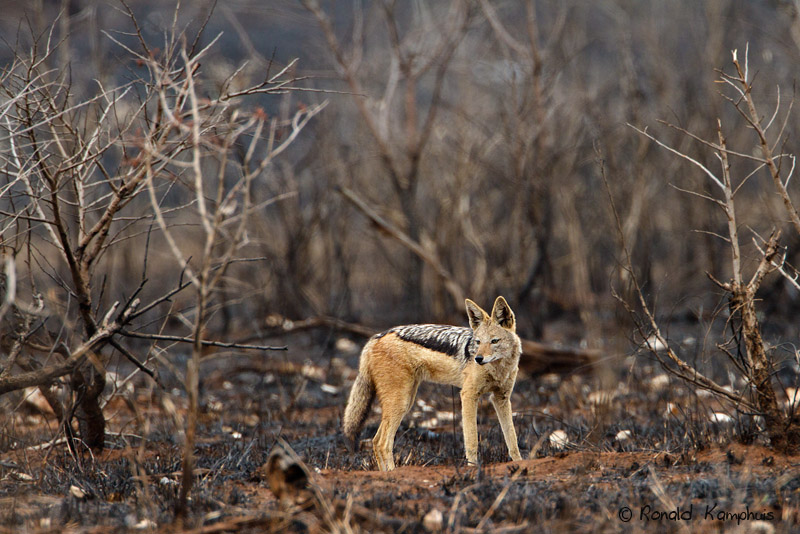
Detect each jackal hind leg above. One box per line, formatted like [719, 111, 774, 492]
[372, 378, 420, 471]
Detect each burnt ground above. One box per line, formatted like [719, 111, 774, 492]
[1, 333, 800, 533]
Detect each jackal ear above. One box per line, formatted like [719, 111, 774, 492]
[465, 299, 489, 330]
[491, 296, 515, 330]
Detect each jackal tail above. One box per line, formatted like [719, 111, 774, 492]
[342, 371, 375, 452]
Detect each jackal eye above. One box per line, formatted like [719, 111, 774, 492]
[474, 339, 481, 345]
[490, 338, 500, 344]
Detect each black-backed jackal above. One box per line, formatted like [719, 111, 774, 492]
[342, 296, 523, 471]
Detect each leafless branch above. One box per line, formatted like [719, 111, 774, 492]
[337, 185, 465, 306]
[119, 330, 287, 352]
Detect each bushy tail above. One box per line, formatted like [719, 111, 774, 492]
[342, 371, 375, 452]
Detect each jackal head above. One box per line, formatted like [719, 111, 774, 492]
[465, 296, 519, 366]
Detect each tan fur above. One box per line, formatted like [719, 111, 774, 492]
[342, 296, 523, 471]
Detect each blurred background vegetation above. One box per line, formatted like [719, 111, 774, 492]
[2, 0, 800, 361]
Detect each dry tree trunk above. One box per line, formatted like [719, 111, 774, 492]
[711, 232, 797, 450]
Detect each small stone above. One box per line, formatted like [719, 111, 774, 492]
[615, 429, 632, 442]
[549, 430, 569, 449]
[133, 518, 157, 530]
[422, 508, 443, 532]
[320, 383, 340, 395]
[710, 412, 734, 425]
[70, 485, 86, 500]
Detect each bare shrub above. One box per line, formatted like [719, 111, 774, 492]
[624, 46, 800, 452]
[0, 3, 319, 514]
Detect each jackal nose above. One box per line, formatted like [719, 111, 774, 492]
[475, 355, 484, 364]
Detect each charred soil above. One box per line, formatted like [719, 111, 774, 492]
[1, 339, 799, 533]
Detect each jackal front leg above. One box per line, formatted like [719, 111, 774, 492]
[490, 392, 522, 461]
[460, 388, 479, 465]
